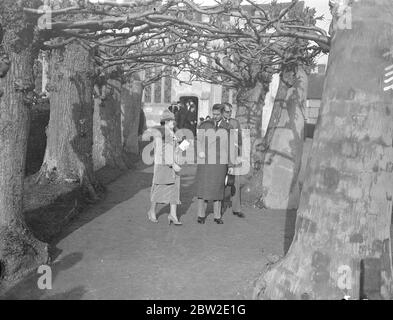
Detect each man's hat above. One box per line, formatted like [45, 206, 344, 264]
[160, 109, 175, 122]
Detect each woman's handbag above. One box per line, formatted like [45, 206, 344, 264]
[225, 173, 235, 187]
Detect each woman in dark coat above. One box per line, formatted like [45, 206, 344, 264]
[195, 104, 231, 224]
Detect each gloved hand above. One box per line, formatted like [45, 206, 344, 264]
[172, 163, 181, 172]
[198, 151, 205, 159]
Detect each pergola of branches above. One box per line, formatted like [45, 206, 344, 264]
[22, 0, 331, 90]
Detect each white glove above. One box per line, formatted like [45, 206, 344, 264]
[172, 163, 181, 172]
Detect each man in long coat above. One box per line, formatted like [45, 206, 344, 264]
[184, 101, 197, 135]
[222, 102, 244, 218]
[175, 101, 188, 130]
[195, 104, 231, 224]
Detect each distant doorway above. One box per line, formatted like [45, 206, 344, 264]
[179, 96, 198, 108]
[178, 96, 199, 135]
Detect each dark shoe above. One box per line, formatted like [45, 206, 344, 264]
[197, 216, 206, 224]
[214, 218, 224, 224]
[233, 211, 245, 218]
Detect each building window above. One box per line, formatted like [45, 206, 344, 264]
[222, 14, 230, 22]
[154, 68, 162, 103]
[164, 76, 172, 103]
[144, 68, 152, 103]
[231, 89, 237, 104]
[222, 86, 230, 103]
[144, 85, 152, 103]
[194, 12, 202, 22]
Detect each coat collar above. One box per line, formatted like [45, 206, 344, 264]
[217, 119, 231, 130]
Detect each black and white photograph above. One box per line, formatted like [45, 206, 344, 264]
[0, 0, 392, 304]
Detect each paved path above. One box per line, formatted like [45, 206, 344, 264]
[4, 165, 295, 300]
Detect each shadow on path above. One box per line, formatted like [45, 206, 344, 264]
[4, 164, 292, 300]
[284, 209, 297, 255]
[49, 163, 153, 260]
[2, 252, 85, 300]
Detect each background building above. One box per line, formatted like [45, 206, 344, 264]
[141, 69, 232, 128]
[141, 63, 326, 140]
[305, 64, 326, 138]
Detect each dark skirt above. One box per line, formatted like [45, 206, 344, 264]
[196, 164, 227, 201]
[150, 175, 181, 205]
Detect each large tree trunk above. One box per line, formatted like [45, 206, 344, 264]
[93, 77, 128, 171]
[254, 0, 393, 300]
[121, 78, 143, 158]
[242, 68, 307, 209]
[37, 41, 102, 200]
[0, 0, 48, 282]
[236, 81, 266, 170]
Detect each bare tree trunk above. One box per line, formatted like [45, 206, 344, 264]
[0, 0, 48, 282]
[93, 77, 128, 171]
[121, 78, 143, 158]
[242, 68, 307, 209]
[236, 81, 266, 170]
[37, 41, 102, 200]
[254, 0, 393, 300]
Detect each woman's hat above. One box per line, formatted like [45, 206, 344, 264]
[160, 109, 175, 122]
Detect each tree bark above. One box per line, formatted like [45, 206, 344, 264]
[93, 77, 128, 171]
[37, 41, 102, 200]
[254, 0, 393, 300]
[121, 77, 143, 158]
[235, 81, 266, 170]
[0, 0, 48, 282]
[242, 68, 307, 209]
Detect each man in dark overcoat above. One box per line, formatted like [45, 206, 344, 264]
[195, 103, 232, 224]
[175, 101, 186, 128]
[223, 102, 245, 218]
[184, 101, 197, 135]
